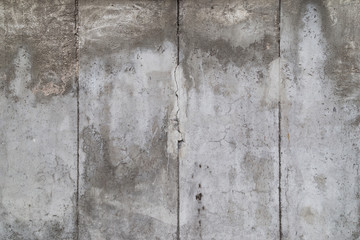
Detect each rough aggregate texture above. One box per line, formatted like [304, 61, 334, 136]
[0, 0, 359, 239]
[78, 0, 178, 239]
[179, 0, 280, 239]
[281, 0, 360, 239]
[0, 0, 77, 239]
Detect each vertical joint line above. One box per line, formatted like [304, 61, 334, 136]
[176, 1, 181, 240]
[176, 0, 180, 65]
[278, 0, 283, 239]
[278, 0, 281, 56]
[278, 102, 282, 240]
[74, 0, 80, 239]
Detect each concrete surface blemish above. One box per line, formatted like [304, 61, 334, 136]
[1, 0, 359, 239]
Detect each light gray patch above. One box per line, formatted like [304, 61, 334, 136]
[255, 204, 272, 226]
[313, 174, 327, 192]
[228, 166, 237, 186]
[300, 207, 317, 225]
[242, 152, 274, 192]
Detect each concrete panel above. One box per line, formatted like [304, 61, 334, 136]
[1, 1, 359, 239]
[78, 1, 178, 239]
[179, 0, 280, 239]
[0, 0, 77, 239]
[281, 0, 360, 239]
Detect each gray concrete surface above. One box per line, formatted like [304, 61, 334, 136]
[178, 0, 280, 239]
[78, 0, 178, 239]
[0, 0, 77, 239]
[0, 0, 359, 239]
[281, 1, 360, 239]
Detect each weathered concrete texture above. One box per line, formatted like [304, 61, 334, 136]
[0, 0, 77, 239]
[2, 0, 360, 239]
[281, 0, 360, 239]
[78, 0, 179, 239]
[179, 0, 280, 239]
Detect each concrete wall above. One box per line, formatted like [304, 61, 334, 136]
[0, 0, 359, 239]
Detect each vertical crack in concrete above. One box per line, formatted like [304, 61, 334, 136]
[278, 0, 283, 239]
[174, 66, 182, 139]
[74, 0, 80, 239]
[278, 101, 282, 240]
[174, 64, 182, 240]
[176, 0, 180, 66]
[176, 1, 182, 239]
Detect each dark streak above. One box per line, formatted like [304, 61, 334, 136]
[195, 193, 203, 201]
[176, 0, 180, 66]
[177, 140, 182, 240]
[278, 101, 283, 240]
[278, 0, 283, 239]
[278, 0, 281, 56]
[74, 0, 80, 239]
[176, 1, 181, 239]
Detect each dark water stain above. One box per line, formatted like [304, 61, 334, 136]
[287, 0, 329, 84]
[242, 152, 274, 192]
[181, 33, 278, 93]
[313, 174, 327, 192]
[289, 0, 360, 101]
[0, 217, 72, 240]
[2, 2, 77, 102]
[80, 120, 177, 238]
[79, 0, 177, 58]
[350, 163, 360, 239]
[351, 194, 360, 239]
[351, 115, 360, 127]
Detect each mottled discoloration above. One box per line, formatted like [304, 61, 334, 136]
[0, 218, 72, 240]
[180, 0, 278, 93]
[242, 153, 275, 192]
[313, 174, 327, 192]
[181, 35, 277, 93]
[78, 0, 178, 239]
[79, 0, 177, 56]
[300, 207, 317, 225]
[81, 122, 176, 207]
[1, 0, 359, 238]
[179, 0, 280, 239]
[79, 125, 177, 239]
[281, 0, 360, 239]
[282, 0, 360, 101]
[0, 0, 77, 239]
[1, 0, 76, 101]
